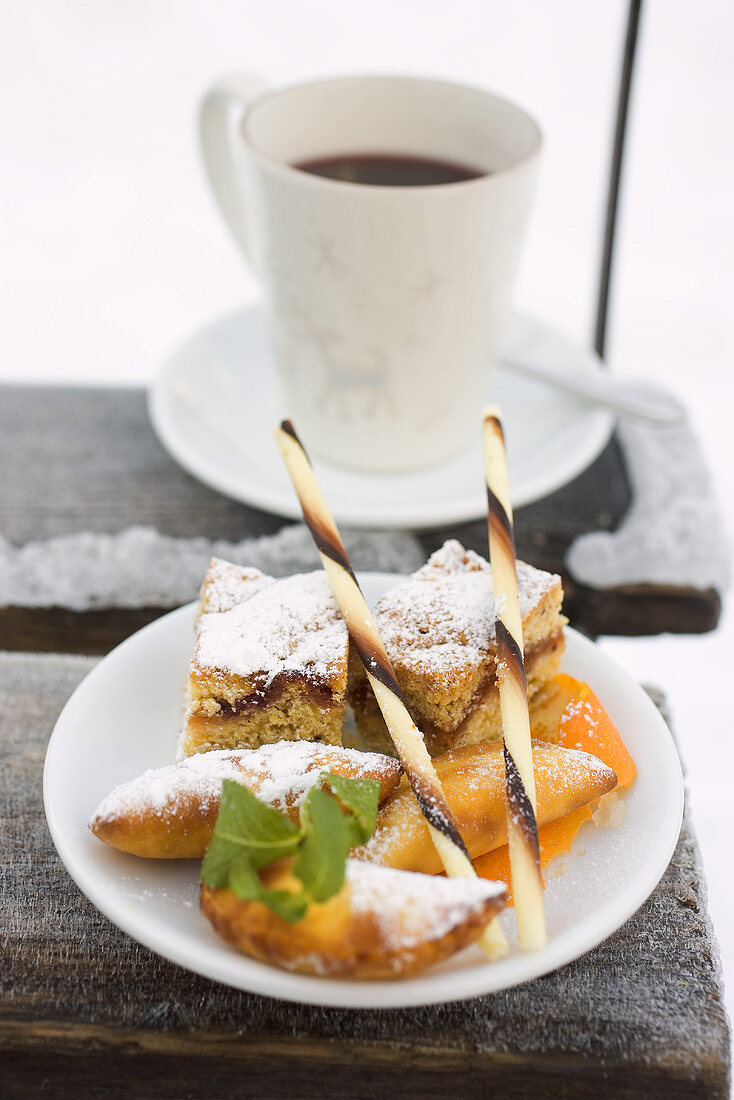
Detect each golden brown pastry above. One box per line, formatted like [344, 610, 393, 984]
[348, 540, 566, 755]
[90, 742, 401, 859]
[180, 558, 349, 757]
[354, 740, 617, 874]
[200, 858, 507, 979]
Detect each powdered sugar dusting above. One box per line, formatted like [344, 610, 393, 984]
[346, 861, 505, 950]
[416, 540, 488, 580]
[358, 743, 616, 867]
[91, 742, 394, 827]
[195, 570, 347, 683]
[245, 741, 392, 808]
[91, 750, 247, 824]
[535, 745, 616, 801]
[450, 743, 615, 801]
[559, 698, 604, 753]
[375, 540, 558, 676]
[200, 558, 273, 614]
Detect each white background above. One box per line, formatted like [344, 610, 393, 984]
[2, 0, 732, 1064]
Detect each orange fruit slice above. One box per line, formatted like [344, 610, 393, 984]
[474, 674, 636, 900]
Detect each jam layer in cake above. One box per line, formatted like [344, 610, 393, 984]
[348, 540, 566, 756]
[180, 558, 349, 757]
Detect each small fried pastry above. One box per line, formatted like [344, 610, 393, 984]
[90, 742, 401, 859]
[354, 740, 617, 874]
[200, 859, 507, 978]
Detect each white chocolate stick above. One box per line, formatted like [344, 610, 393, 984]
[483, 405, 547, 951]
[275, 419, 508, 959]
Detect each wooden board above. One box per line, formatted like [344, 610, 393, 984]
[0, 386, 721, 655]
[0, 652, 729, 1099]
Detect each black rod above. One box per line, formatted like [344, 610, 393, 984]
[594, 0, 644, 359]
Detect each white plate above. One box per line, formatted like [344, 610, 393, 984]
[148, 310, 613, 529]
[44, 572, 683, 1009]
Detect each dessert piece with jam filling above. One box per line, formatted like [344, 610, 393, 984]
[348, 540, 566, 756]
[179, 558, 349, 757]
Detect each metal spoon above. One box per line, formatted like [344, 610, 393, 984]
[499, 358, 687, 427]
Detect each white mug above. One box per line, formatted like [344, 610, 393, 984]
[199, 74, 541, 472]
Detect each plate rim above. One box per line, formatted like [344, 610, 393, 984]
[44, 575, 683, 1009]
[147, 308, 614, 529]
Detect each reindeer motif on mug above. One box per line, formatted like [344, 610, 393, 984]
[313, 330, 395, 421]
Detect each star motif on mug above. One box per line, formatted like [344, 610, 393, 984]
[310, 229, 341, 273]
[412, 268, 442, 301]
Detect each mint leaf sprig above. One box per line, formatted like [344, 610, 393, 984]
[200, 773, 380, 922]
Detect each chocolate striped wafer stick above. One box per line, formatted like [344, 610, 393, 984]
[483, 405, 547, 951]
[275, 419, 508, 959]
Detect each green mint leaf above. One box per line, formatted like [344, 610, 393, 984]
[226, 855, 263, 898]
[258, 888, 309, 923]
[200, 774, 381, 921]
[201, 779, 300, 886]
[294, 786, 352, 903]
[216, 781, 301, 870]
[228, 857, 308, 923]
[321, 772, 381, 847]
[199, 832, 243, 888]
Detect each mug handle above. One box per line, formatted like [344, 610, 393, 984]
[198, 72, 267, 262]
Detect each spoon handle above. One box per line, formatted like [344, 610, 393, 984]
[501, 358, 686, 427]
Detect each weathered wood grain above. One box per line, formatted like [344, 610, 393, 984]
[0, 652, 729, 1099]
[0, 387, 721, 654]
[0, 605, 167, 656]
[0, 385, 285, 544]
[0, 1026, 726, 1100]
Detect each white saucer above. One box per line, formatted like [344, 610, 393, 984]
[149, 309, 613, 529]
[44, 572, 683, 1010]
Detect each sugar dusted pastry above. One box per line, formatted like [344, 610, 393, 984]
[180, 558, 349, 757]
[90, 742, 401, 859]
[348, 540, 566, 756]
[354, 741, 617, 874]
[200, 859, 507, 979]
